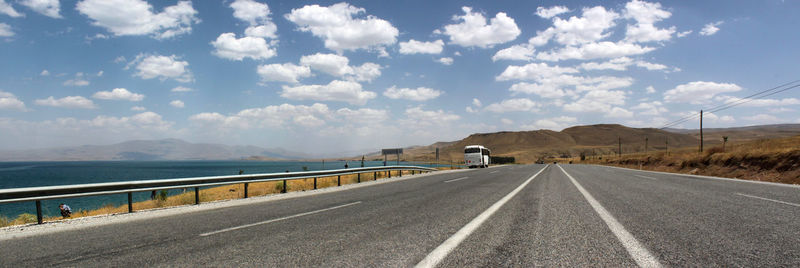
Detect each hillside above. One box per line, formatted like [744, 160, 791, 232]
[0, 139, 309, 161]
[665, 124, 800, 143]
[370, 124, 702, 164]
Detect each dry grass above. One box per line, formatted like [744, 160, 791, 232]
[1, 169, 438, 228]
[578, 135, 800, 184]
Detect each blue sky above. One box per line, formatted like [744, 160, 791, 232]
[0, 0, 799, 154]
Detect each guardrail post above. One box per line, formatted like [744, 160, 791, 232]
[357, 173, 361, 183]
[195, 187, 200, 205]
[314, 177, 317, 189]
[399, 170, 402, 177]
[128, 192, 133, 213]
[337, 175, 341, 186]
[373, 172, 377, 181]
[35, 200, 42, 224]
[244, 183, 249, 198]
[282, 180, 287, 193]
[388, 171, 391, 178]
[412, 170, 415, 175]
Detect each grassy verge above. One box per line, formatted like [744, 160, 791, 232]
[1, 169, 441, 228]
[578, 135, 800, 184]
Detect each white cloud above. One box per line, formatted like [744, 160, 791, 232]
[535, 6, 619, 46]
[465, 106, 478, 114]
[523, 116, 576, 131]
[131, 106, 146, 111]
[0, 91, 26, 111]
[500, 118, 514, 125]
[383, 86, 443, 101]
[485, 98, 540, 113]
[664, 81, 742, 104]
[399, 39, 444, 54]
[0, 23, 14, 37]
[440, 6, 521, 48]
[299, 53, 381, 82]
[563, 90, 626, 113]
[230, 0, 278, 39]
[129, 54, 193, 83]
[622, 0, 674, 43]
[20, 0, 60, 18]
[63, 73, 90, 86]
[300, 53, 351, 77]
[536, 41, 655, 61]
[677, 30, 692, 38]
[76, 0, 199, 39]
[536, 6, 569, 19]
[625, 23, 675, 43]
[92, 88, 144, 101]
[403, 106, 460, 126]
[492, 44, 535, 61]
[742, 114, 779, 122]
[635, 60, 667, 70]
[623, 0, 671, 24]
[472, 98, 482, 107]
[579, 57, 633, 71]
[509, 82, 566, 98]
[190, 103, 332, 129]
[170, 100, 184, 108]
[39, 69, 49, 76]
[700, 21, 723, 36]
[35, 96, 96, 109]
[0, 0, 24, 17]
[437, 57, 454, 65]
[631, 100, 668, 115]
[715, 95, 800, 107]
[285, 2, 398, 52]
[171, 86, 193, 92]
[211, 33, 276, 61]
[352, 62, 381, 82]
[280, 80, 376, 105]
[256, 63, 311, 84]
[335, 107, 389, 122]
[496, 62, 578, 81]
[608, 107, 634, 118]
[646, 85, 656, 94]
[230, 0, 270, 25]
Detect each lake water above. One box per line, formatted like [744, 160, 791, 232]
[0, 160, 441, 219]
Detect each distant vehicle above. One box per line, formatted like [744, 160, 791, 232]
[464, 145, 490, 168]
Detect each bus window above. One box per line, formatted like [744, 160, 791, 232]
[465, 148, 481, 154]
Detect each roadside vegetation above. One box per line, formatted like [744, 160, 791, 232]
[578, 135, 800, 185]
[1, 168, 451, 228]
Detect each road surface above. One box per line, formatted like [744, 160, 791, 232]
[2, 164, 799, 267]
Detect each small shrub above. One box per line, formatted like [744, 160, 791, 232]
[274, 181, 289, 192]
[16, 213, 37, 223]
[0, 216, 10, 227]
[158, 190, 168, 201]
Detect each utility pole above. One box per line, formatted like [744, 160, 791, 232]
[700, 109, 704, 153]
[618, 137, 622, 158]
[665, 136, 669, 156]
[645, 137, 648, 154]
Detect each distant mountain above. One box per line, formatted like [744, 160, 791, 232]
[664, 124, 800, 142]
[0, 139, 310, 161]
[362, 124, 700, 163]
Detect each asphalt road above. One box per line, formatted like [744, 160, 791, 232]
[1, 164, 799, 267]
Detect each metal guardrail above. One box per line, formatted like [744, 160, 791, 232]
[0, 165, 437, 224]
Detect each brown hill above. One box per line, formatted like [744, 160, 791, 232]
[373, 124, 701, 164]
[666, 124, 800, 143]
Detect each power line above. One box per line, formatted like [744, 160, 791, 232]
[659, 80, 800, 129]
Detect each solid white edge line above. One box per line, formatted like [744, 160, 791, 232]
[199, 201, 361, 237]
[557, 165, 662, 268]
[596, 164, 800, 189]
[735, 193, 800, 207]
[634, 175, 658, 180]
[489, 171, 499, 174]
[444, 177, 470, 183]
[415, 165, 548, 268]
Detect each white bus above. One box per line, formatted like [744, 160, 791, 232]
[464, 145, 490, 168]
